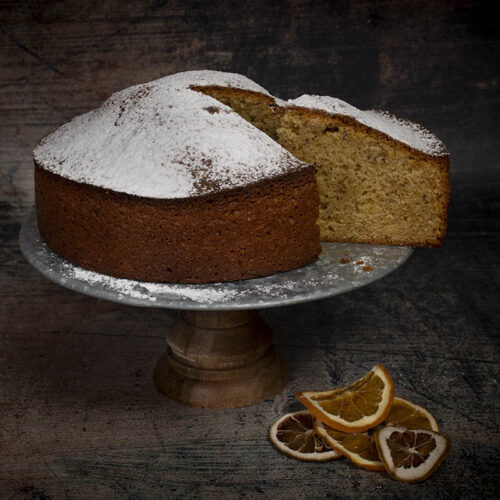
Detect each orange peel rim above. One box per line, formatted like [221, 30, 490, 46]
[295, 364, 395, 433]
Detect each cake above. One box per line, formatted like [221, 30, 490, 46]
[34, 72, 321, 283]
[34, 70, 449, 284]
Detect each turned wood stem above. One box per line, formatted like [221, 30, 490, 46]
[154, 310, 287, 408]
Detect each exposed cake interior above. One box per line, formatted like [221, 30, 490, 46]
[197, 86, 449, 247]
[277, 109, 449, 246]
[193, 85, 283, 141]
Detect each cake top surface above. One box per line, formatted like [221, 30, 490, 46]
[288, 95, 448, 157]
[34, 70, 307, 199]
[159, 69, 272, 95]
[35, 70, 448, 199]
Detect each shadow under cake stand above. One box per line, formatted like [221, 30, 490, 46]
[20, 211, 412, 408]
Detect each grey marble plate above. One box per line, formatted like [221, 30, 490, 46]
[20, 210, 412, 310]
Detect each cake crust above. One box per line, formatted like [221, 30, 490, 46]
[35, 163, 320, 283]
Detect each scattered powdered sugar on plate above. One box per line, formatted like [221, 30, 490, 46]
[288, 94, 448, 157]
[51, 244, 399, 307]
[64, 265, 243, 303]
[62, 262, 336, 304]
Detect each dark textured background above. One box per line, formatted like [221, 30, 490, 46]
[1, 1, 499, 498]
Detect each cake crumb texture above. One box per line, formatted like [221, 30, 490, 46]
[276, 108, 449, 246]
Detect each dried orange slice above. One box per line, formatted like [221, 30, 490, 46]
[375, 426, 451, 483]
[296, 365, 394, 432]
[386, 397, 439, 431]
[314, 419, 384, 470]
[269, 410, 342, 462]
[313, 396, 439, 470]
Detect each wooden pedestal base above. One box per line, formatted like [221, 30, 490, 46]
[153, 310, 288, 408]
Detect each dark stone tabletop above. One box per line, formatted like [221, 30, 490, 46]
[1, 1, 498, 498]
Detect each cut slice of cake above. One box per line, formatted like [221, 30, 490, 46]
[279, 95, 449, 247]
[200, 87, 449, 247]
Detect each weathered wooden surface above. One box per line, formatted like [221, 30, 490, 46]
[1, 1, 499, 498]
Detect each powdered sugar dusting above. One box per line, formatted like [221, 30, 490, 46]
[65, 265, 241, 304]
[34, 70, 447, 201]
[288, 95, 448, 157]
[162, 69, 272, 95]
[34, 70, 307, 199]
[52, 243, 403, 306]
[59, 258, 340, 305]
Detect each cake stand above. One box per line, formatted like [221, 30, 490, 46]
[20, 210, 412, 408]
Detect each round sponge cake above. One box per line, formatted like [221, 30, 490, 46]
[34, 70, 450, 284]
[34, 71, 321, 283]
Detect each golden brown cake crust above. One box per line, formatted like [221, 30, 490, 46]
[35, 163, 321, 283]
